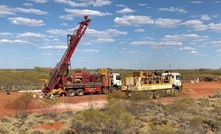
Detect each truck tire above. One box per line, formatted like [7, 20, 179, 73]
[67, 89, 75, 97]
[126, 91, 132, 98]
[172, 88, 179, 97]
[148, 92, 154, 99]
[153, 91, 160, 99]
[102, 87, 109, 94]
[76, 89, 84, 96]
[111, 86, 118, 91]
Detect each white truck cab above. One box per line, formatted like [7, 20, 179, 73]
[161, 72, 182, 91]
[111, 73, 122, 90]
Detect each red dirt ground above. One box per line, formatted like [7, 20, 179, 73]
[0, 81, 221, 131]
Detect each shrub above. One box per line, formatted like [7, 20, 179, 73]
[106, 90, 126, 100]
[40, 99, 59, 118]
[72, 106, 136, 133]
[197, 97, 210, 107]
[210, 90, 221, 98]
[149, 124, 179, 134]
[0, 126, 8, 134]
[165, 97, 198, 115]
[129, 91, 153, 100]
[13, 92, 34, 118]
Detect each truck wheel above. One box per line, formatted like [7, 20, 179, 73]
[126, 91, 132, 98]
[172, 88, 179, 97]
[147, 92, 153, 99]
[67, 89, 75, 97]
[112, 87, 118, 91]
[153, 91, 160, 99]
[102, 87, 108, 94]
[76, 89, 84, 96]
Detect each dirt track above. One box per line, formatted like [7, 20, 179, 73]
[1, 81, 221, 119]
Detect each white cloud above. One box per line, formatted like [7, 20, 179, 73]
[46, 28, 74, 35]
[130, 40, 182, 48]
[163, 34, 208, 42]
[61, 23, 68, 26]
[0, 32, 12, 36]
[190, 50, 199, 54]
[211, 40, 221, 46]
[96, 38, 115, 43]
[23, 3, 33, 6]
[105, 29, 127, 36]
[59, 8, 112, 20]
[208, 23, 221, 32]
[84, 49, 99, 53]
[189, 50, 207, 56]
[134, 29, 145, 32]
[213, 1, 220, 4]
[8, 17, 45, 26]
[114, 15, 154, 26]
[29, 0, 48, 3]
[17, 32, 45, 40]
[116, 4, 126, 7]
[138, 3, 148, 6]
[54, 0, 111, 7]
[46, 28, 126, 44]
[14, 7, 47, 15]
[182, 20, 221, 32]
[119, 50, 144, 55]
[179, 46, 195, 50]
[155, 18, 181, 28]
[191, 1, 203, 4]
[116, 7, 135, 14]
[158, 7, 187, 14]
[0, 5, 15, 16]
[64, 8, 111, 17]
[181, 20, 208, 31]
[200, 14, 211, 21]
[91, 0, 112, 7]
[39, 45, 67, 49]
[0, 39, 30, 44]
[216, 49, 221, 52]
[41, 53, 52, 56]
[59, 14, 74, 20]
[129, 34, 208, 49]
[0, 5, 47, 16]
[87, 28, 127, 44]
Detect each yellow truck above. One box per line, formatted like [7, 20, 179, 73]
[122, 71, 182, 99]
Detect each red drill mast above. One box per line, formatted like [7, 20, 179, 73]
[43, 16, 91, 95]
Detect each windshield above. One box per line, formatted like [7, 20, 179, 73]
[116, 75, 121, 80]
[176, 75, 181, 80]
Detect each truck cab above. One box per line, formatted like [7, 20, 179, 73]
[111, 73, 122, 90]
[161, 72, 182, 91]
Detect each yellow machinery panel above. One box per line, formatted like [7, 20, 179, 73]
[98, 68, 108, 76]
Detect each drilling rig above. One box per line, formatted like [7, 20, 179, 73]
[42, 16, 91, 98]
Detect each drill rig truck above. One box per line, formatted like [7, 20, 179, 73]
[41, 16, 122, 98]
[42, 16, 91, 98]
[123, 71, 182, 98]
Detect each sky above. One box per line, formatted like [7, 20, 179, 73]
[0, 0, 221, 70]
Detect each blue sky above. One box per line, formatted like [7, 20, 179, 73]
[0, 0, 221, 69]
